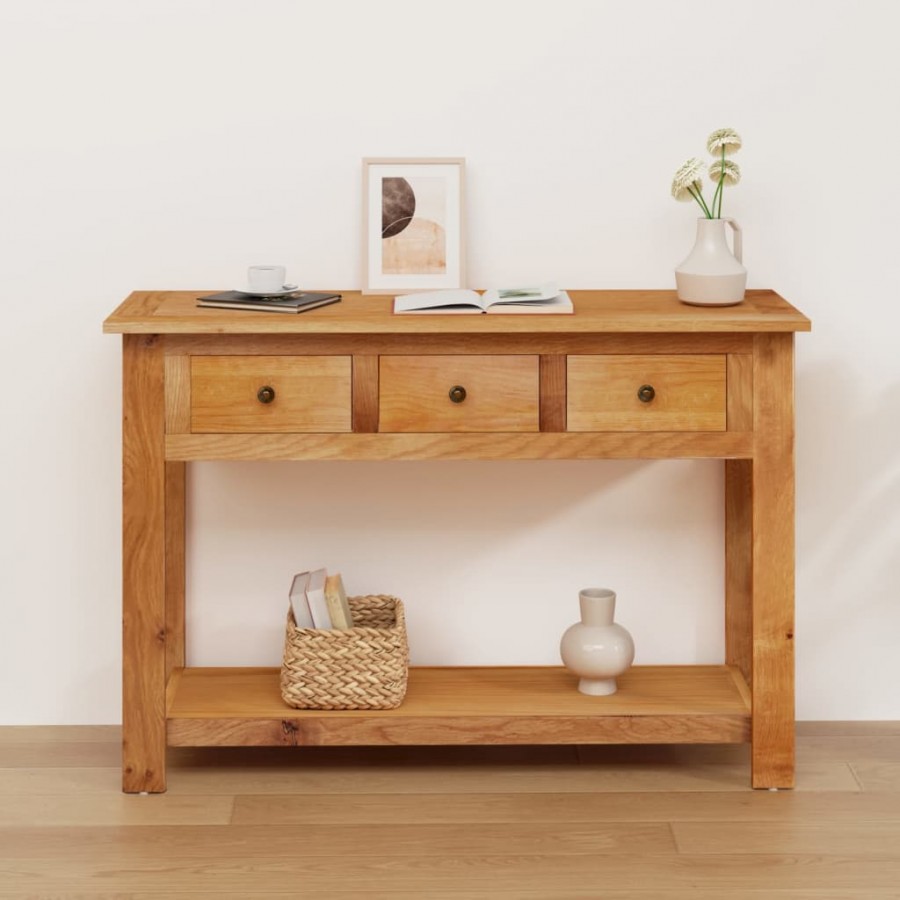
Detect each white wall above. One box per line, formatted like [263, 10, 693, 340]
[1, 0, 897, 723]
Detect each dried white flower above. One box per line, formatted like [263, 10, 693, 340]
[672, 128, 744, 218]
[709, 159, 741, 185]
[707, 128, 742, 155]
[671, 157, 705, 201]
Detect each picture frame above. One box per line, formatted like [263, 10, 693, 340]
[362, 157, 465, 294]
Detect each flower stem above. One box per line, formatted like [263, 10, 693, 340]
[688, 184, 713, 218]
[716, 146, 725, 217]
[710, 181, 721, 219]
[710, 147, 725, 218]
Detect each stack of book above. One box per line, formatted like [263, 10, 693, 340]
[289, 568, 354, 629]
[197, 290, 342, 314]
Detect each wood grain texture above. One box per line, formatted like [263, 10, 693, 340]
[167, 715, 750, 750]
[673, 820, 900, 854]
[7, 726, 900, 896]
[0, 821, 674, 859]
[103, 290, 812, 335]
[0, 792, 235, 827]
[163, 353, 191, 433]
[725, 459, 753, 684]
[379, 355, 540, 432]
[107, 293, 811, 795]
[121, 335, 167, 793]
[727, 353, 753, 431]
[165, 666, 751, 747]
[164, 462, 186, 677]
[168, 331, 755, 357]
[0, 740, 120, 769]
[567, 355, 727, 432]
[7, 888, 897, 900]
[796, 721, 900, 736]
[3, 852, 899, 894]
[351, 354, 378, 432]
[0, 724, 119, 744]
[751, 333, 796, 788]
[165, 431, 754, 462]
[232, 786, 890, 825]
[190, 355, 351, 433]
[539, 355, 566, 431]
[65, 892, 900, 900]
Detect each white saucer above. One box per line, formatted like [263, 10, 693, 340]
[234, 284, 299, 297]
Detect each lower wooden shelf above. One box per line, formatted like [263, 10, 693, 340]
[166, 665, 751, 748]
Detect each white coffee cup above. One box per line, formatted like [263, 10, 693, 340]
[247, 265, 287, 293]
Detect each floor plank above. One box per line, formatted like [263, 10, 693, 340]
[797, 735, 900, 764]
[0, 726, 898, 896]
[0, 794, 234, 827]
[850, 760, 900, 791]
[0, 740, 121, 767]
[18, 894, 894, 900]
[1, 853, 900, 892]
[0, 822, 676, 859]
[231, 789, 900, 825]
[0, 725, 119, 744]
[1, 893, 897, 900]
[673, 820, 900, 854]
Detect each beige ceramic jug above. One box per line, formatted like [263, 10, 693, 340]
[675, 217, 746, 306]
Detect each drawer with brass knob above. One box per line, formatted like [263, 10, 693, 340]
[379, 355, 540, 432]
[567, 355, 727, 432]
[190, 356, 352, 433]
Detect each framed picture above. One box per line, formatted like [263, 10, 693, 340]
[362, 157, 465, 294]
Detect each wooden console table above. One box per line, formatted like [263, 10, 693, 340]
[104, 289, 810, 792]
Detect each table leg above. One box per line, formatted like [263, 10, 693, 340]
[750, 333, 796, 788]
[725, 458, 752, 686]
[122, 334, 168, 793]
[165, 461, 186, 677]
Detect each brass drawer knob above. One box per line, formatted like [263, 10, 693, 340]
[448, 385, 467, 404]
[637, 384, 656, 403]
[257, 385, 276, 404]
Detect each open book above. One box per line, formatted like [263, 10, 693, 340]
[393, 284, 573, 315]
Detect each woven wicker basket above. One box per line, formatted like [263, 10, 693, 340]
[280, 594, 409, 710]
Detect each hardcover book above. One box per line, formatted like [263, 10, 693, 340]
[197, 291, 342, 314]
[324, 573, 354, 630]
[304, 568, 332, 629]
[288, 572, 315, 629]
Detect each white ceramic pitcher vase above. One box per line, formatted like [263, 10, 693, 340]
[675, 217, 747, 306]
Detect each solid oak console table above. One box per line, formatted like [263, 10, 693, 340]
[104, 289, 810, 792]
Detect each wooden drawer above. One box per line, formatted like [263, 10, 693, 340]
[379, 355, 539, 432]
[567, 355, 726, 432]
[190, 356, 352, 433]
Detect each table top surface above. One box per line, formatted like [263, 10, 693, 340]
[103, 289, 811, 335]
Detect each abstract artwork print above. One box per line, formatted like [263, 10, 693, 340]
[381, 176, 446, 275]
[363, 158, 465, 293]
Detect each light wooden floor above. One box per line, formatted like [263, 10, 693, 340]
[1, 725, 899, 898]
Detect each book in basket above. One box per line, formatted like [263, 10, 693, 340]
[324, 572, 354, 629]
[288, 572, 315, 629]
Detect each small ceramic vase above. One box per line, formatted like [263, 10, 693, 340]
[559, 588, 635, 696]
[675, 217, 747, 306]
